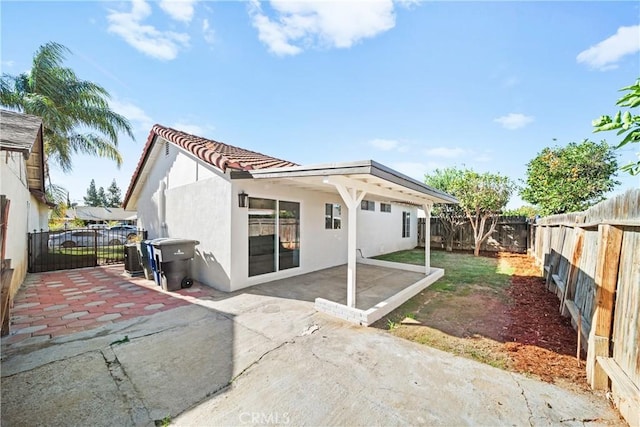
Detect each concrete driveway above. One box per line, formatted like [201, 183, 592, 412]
[1, 267, 623, 426]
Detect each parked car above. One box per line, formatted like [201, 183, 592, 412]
[88, 223, 108, 230]
[108, 225, 139, 241]
[48, 230, 129, 249]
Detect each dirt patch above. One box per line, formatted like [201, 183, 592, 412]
[379, 252, 588, 392]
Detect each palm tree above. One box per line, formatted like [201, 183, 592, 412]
[1, 42, 134, 173]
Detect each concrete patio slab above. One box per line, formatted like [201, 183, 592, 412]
[1, 351, 131, 427]
[1, 265, 625, 426]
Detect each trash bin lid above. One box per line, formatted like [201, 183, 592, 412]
[151, 238, 200, 247]
[149, 238, 170, 245]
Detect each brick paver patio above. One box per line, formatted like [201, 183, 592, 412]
[2, 265, 217, 346]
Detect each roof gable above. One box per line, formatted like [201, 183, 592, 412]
[0, 109, 43, 156]
[0, 109, 48, 199]
[123, 125, 297, 208]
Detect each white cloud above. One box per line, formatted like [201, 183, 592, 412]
[248, 0, 396, 56]
[390, 162, 428, 181]
[159, 0, 197, 23]
[502, 76, 519, 88]
[172, 121, 207, 136]
[203, 18, 215, 44]
[390, 161, 442, 181]
[369, 138, 399, 151]
[494, 113, 534, 130]
[394, 0, 420, 8]
[474, 153, 492, 163]
[109, 99, 154, 132]
[577, 25, 640, 71]
[107, 0, 190, 61]
[1, 60, 15, 68]
[170, 119, 215, 138]
[424, 147, 467, 158]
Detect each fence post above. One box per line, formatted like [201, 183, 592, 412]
[586, 224, 623, 389]
[561, 227, 584, 316]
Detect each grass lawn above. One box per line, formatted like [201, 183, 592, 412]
[372, 248, 515, 369]
[371, 249, 587, 392]
[374, 248, 513, 293]
[51, 245, 125, 258]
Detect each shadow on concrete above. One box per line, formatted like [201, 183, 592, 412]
[1, 280, 237, 427]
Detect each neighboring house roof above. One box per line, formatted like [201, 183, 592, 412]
[0, 109, 42, 156]
[71, 206, 137, 221]
[0, 109, 50, 204]
[124, 124, 298, 208]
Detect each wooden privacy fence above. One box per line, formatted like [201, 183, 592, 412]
[532, 189, 640, 426]
[420, 216, 530, 253]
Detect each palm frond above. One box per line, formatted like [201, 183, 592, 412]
[1, 41, 134, 173]
[67, 133, 123, 167]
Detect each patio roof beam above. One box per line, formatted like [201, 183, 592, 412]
[326, 175, 430, 206]
[331, 181, 367, 308]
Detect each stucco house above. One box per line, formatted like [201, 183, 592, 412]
[124, 125, 457, 324]
[0, 110, 52, 298]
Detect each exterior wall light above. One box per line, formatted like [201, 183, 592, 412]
[238, 191, 249, 208]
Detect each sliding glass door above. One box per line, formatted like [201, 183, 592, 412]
[278, 201, 300, 271]
[248, 198, 300, 277]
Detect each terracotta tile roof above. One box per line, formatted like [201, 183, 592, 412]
[123, 125, 297, 208]
[151, 125, 297, 171]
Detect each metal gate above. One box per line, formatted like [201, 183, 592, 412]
[28, 228, 146, 273]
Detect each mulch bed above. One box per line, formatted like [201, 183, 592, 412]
[500, 252, 588, 389]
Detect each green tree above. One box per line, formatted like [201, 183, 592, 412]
[520, 140, 619, 216]
[0, 42, 134, 174]
[593, 79, 640, 175]
[424, 167, 466, 252]
[450, 169, 515, 256]
[502, 205, 539, 219]
[106, 179, 122, 207]
[84, 179, 100, 206]
[97, 187, 107, 207]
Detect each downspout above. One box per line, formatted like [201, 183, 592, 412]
[159, 180, 167, 237]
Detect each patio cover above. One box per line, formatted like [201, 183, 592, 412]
[232, 160, 458, 308]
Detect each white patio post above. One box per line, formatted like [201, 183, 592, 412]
[332, 181, 366, 308]
[423, 202, 432, 274]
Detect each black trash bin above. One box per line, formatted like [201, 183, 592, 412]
[124, 243, 143, 276]
[151, 238, 199, 291]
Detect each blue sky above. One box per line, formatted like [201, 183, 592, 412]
[2, 1, 639, 208]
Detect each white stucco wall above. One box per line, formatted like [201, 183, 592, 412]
[229, 180, 348, 291]
[132, 139, 422, 292]
[357, 202, 418, 258]
[0, 151, 49, 296]
[133, 140, 233, 291]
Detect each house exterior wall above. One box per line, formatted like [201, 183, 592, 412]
[134, 140, 233, 291]
[357, 202, 418, 258]
[133, 140, 421, 293]
[229, 180, 348, 291]
[0, 151, 48, 297]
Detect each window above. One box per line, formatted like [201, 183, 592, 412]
[402, 211, 410, 238]
[325, 203, 342, 229]
[361, 200, 375, 211]
[380, 203, 391, 213]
